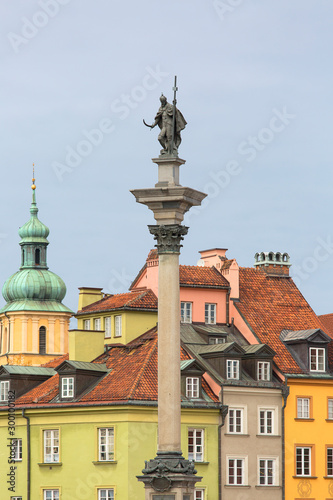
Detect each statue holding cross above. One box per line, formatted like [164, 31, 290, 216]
[143, 76, 187, 157]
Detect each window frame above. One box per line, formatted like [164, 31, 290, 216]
[257, 361, 270, 381]
[309, 347, 325, 372]
[61, 377, 74, 398]
[258, 407, 276, 435]
[181, 302, 192, 323]
[326, 445, 333, 477]
[43, 429, 60, 463]
[188, 428, 204, 462]
[98, 427, 115, 462]
[195, 489, 205, 500]
[0, 380, 9, 402]
[328, 398, 333, 420]
[94, 318, 101, 331]
[228, 407, 244, 434]
[295, 445, 313, 477]
[114, 315, 122, 337]
[186, 377, 200, 399]
[97, 489, 114, 500]
[104, 317, 111, 338]
[226, 359, 240, 379]
[83, 319, 90, 330]
[227, 455, 247, 485]
[205, 303, 216, 325]
[43, 490, 59, 500]
[296, 397, 312, 419]
[12, 438, 22, 461]
[258, 456, 278, 486]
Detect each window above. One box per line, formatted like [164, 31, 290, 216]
[12, 439, 22, 461]
[35, 248, 40, 265]
[105, 317, 111, 338]
[181, 302, 192, 323]
[39, 326, 46, 354]
[205, 303, 216, 324]
[227, 457, 245, 485]
[43, 429, 59, 463]
[43, 490, 59, 500]
[227, 359, 239, 379]
[114, 315, 122, 337]
[98, 490, 114, 500]
[61, 377, 74, 398]
[228, 408, 243, 434]
[208, 337, 225, 344]
[258, 458, 276, 485]
[297, 398, 310, 419]
[296, 446, 312, 476]
[188, 429, 204, 462]
[94, 318, 101, 330]
[98, 428, 114, 461]
[195, 490, 204, 500]
[186, 377, 199, 398]
[327, 447, 333, 476]
[328, 399, 333, 420]
[259, 409, 274, 435]
[11, 497, 23, 500]
[83, 319, 90, 330]
[309, 347, 325, 372]
[0, 381, 9, 402]
[257, 361, 270, 381]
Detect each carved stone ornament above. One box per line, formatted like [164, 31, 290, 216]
[142, 454, 197, 478]
[150, 476, 172, 492]
[148, 224, 189, 254]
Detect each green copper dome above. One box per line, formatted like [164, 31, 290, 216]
[0, 180, 73, 314]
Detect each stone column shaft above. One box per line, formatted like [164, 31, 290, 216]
[158, 252, 181, 452]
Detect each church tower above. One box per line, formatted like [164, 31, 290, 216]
[0, 174, 73, 366]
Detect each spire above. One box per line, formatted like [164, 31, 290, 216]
[31, 164, 38, 216]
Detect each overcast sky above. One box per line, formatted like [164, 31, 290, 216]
[1, 1, 333, 319]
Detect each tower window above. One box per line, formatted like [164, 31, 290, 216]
[39, 326, 46, 354]
[35, 248, 41, 265]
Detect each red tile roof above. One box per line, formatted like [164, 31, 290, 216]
[179, 265, 229, 288]
[319, 313, 333, 337]
[14, 328, 219, 407]
[236, 267, 329, 374]
[42, 354, 69, 368]
[77, 289, 157, 314]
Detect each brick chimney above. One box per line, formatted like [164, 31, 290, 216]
[254, 252, 291, 276]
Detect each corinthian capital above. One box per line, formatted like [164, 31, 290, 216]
[148, 224, 188, 254]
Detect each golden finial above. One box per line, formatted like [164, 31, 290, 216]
[32, 163, 36, 190]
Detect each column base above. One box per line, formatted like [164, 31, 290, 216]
[137, 451, 201, 499]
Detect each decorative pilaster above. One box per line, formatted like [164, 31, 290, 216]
[148, 224, 188, 254]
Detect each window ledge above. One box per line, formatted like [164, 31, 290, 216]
[193, 461, 209, 465]
[92, 461, 117, 465]
[325, 419, 333, 422]
[255, 485, 281, 489]
[323, 476, 333, 479]
[256, 434, 281, 438]
[224, 485, 251, 488]
[294, 418, 315, 422]
[292, 476, 317, 479]
[224, 433, 250, 437]
[38, 462, 62, 467]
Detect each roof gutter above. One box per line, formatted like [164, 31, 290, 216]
[22, 409, 31, 500]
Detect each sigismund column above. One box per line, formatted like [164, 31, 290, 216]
[132, 78, 206, 500]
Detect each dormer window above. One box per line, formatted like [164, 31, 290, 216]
[209, 337, 226, 345]
[205, 303, 216, 324]
[257, 361, 270, 381]
[0, 381, 9, 402]
[227, 359, 239, 380]
[61, 377, 74, 398]
[186, 377, 199, 398]
[309, 347, 325, 372]
[83, 319, 90, 330]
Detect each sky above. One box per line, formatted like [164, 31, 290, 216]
[1, 1, 333, 319]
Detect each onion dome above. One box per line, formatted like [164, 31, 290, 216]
[0, 172, 72, 314]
